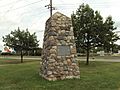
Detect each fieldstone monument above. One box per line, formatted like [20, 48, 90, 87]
[40, 12, 80, 81]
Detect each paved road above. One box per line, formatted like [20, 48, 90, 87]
[77, 59, 120, 62]
[0, 56, 120, 62]
[77, 56, 120, 62]
[0, 56, 41, 60]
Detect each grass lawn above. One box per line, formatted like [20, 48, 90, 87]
[0, 59, 120, 90]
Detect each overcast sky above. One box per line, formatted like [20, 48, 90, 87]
[0, 0, 120, 49]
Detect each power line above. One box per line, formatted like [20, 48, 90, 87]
[0, 0, 44, 17]
[6, 0, 43, 12]
[7, 10, 49, 33]
[27, 10, 49, 30]
[18, 7, 47, 17]
[0, 0, 21, 8]
[2, 1, 22, 15]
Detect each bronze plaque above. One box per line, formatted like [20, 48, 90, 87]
[57, 46, 70, 56]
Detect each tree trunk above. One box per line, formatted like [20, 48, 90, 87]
[86, 33, 90, 65]
[27, 50, 30, 56]
[86, 48, 89, 65]
[21, 50, 23, 63]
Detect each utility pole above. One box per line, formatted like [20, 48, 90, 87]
[45, 0, 55, 17]
[50, 0, 52, 17]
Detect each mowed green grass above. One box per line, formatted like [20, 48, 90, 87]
[0, 60, 120, 90]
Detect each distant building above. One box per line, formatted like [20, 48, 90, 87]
[1, 46, 15, 55]
[118, 50, 120, 54]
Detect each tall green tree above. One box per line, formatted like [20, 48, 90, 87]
[103, 16, 119, 53]
[72, 4, 98, 65]
[72, 4, 119, 65]
[3, 27, 39, 63]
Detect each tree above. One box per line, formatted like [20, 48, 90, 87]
[72, 4, 119, 65]
[3, 27, 39, 63]
[72, 4, 98, 65]
[103, 16, 119, 53]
